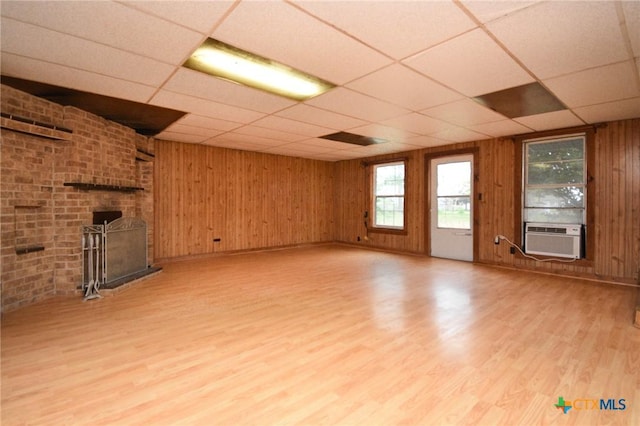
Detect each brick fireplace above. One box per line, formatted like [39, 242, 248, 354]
[1, 85, 154, 312]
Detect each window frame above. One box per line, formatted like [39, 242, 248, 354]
[514, 126, 595, 262]
[368, 159, 408, 235]
[523, 134, 586, 225]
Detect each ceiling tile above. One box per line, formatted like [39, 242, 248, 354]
[212, 1, 391, 85]
[250, 116, 333, 138]
[514, 110, 584, 131]
[405, 135, 449, 148]
[206, 132, 288, 148]
[162, 123, 226, 139]
[544, 61, 640, 108]
[347, 123, 418, 144]
[261, 144, 331, 158]
[301, 137, 365, 151]
[1, 18, 175, 86]
[0, 53, 157, 103]
[233, 125, 305, 143]
[2, 0, 637, 162]
[175, 114, 243, 132]
[404, 28, 533, 97]
[356, 141, 418, 156]
[202, 139, 272, 152]
[573, 97, 640, 124]
[459, 1, 539, 23]
[1, 1, 203, 65]
[330, 149, 371, 160]
[154, 130, 210, 144]
[275, 104, 368, 130]
[305, 88, 409, 122]
[346, 64, 464, 111]
[431, 127, 490, 143]
[623, 1, 640, 58]
[121, 0, 235, 34]
[381, 113, 456, 135]
[468, 119, 533, 138]
[487, 1, 628, 78]
[271, 141, 334, 154]
[150, 90, 265, 123]
[162, 68, 296, 114]
[422, 99, 507, 126]
[293, 0, 476, 59]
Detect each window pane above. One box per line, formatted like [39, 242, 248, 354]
[525, 186, 584, 208]
[524, 135, 586, 226]
[527, 138, 584, 185]
[437, 162, 471, 196]
[375, 196, 404, 228]
[375, 164, 404, 196]
[524, 208, 584, 224]
[437, 196, 470, 229]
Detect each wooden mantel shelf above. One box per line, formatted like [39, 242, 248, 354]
[1, 112, 72, 141]
[63, 182, 144, 193]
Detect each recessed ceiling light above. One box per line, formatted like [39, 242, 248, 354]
[472, 82, 566, 118]
[183, 38, 335, 101]
[320, 131, 388, 146]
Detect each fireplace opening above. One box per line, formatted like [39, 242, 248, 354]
[93, 210, 122, 225]
[82, 215, 160, 295]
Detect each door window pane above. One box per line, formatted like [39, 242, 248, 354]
[437, 162, 470, 196]
[437, 196, 471, 229]
[436, 161, 471, 229]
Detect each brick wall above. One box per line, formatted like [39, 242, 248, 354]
[1, 85, 154, 312]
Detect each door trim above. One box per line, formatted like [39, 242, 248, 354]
[424, 148, 480, 261]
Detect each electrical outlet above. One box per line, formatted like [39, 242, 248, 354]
[494, 236, 500, 245]
[510, 246, 515, 254]
[357, 236, 361, 242]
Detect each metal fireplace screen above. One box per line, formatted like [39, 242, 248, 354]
[82, 217, 147, 286]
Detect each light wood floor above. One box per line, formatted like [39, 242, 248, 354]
[2, 245, 639, 425]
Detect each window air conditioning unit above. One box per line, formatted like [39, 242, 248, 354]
[524, 223, 582, 259]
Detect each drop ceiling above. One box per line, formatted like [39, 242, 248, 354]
[1, 0, 638, 162]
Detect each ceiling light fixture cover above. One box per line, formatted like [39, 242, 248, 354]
[184, 38, 335, 101]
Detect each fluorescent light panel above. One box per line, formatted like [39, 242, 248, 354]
[184, 38, 335, 101]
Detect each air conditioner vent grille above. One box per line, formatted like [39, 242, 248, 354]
[527, 226, 567, 234]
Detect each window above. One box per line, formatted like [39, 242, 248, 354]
[436, 161, 471, 229]
[523, 135, 586, 224]
[372, 161, 405, 230]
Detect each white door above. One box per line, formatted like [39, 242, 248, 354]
[430, 155, 473, 261]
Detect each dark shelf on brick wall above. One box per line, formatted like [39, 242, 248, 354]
[16, 245, 45, 255]
[63, 182, 144, 193]
[1, 112, 72, 140]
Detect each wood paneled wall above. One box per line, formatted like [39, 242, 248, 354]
[334, 118, 640, 284]
[155, 118, 638, 284]
[154, 141, 334, 260]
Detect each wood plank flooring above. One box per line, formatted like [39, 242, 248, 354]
[2, 245, 639, 425]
